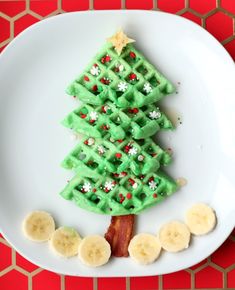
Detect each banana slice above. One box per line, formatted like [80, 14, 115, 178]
[128, 233, 161, 265]
[185, 203, 216, 235]
[50, 227, 82, 257]
[22, 211, 55, 242]
[159, 221, 190, 252]
[78, 235, 111, 267]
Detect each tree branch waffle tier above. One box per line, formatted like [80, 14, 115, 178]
[66, 43, 175, 108]
[62, 102, 173, 140]
[62, 136, 171, 176]
[60, 170, 177, 215]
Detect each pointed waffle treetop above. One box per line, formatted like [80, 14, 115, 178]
[66, 31, 175, 108]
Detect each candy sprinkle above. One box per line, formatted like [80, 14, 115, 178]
[115, 153, 122, 159]
[129, 51, 136, 59]
[92, 85, 98, 92]
[132, 108, 139, 114]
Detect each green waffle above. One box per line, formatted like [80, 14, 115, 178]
[60, 170, 178, 215]
[62, 135, 171, 176]
[66, 42, 175, 108]
[62, 102, 173, 140]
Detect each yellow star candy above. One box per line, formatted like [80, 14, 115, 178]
[107, 29, 135, 55]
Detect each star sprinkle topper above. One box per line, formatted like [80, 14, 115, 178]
[107, 29, 135, 55]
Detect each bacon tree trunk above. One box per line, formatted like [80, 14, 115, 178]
[104, 215, 135, 257]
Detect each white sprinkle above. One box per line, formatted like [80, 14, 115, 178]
[132, 182, 138, 189]
[82, 182, 92, 192]
[118, 81, 128, 92]
[137, 155, 144, 162]
[149, 180, 157, 190]
[128, 147, 138, 156]
[90, 111, 99, 121]
[87, 138, 95, 146]
[149, 110, 161, 120]
[90, 65, 100, 76]
[119, 64, 124, 71]
[143, 83, 153, 94]
[104, 181, 115, 191]
[97, 145, 106, 155]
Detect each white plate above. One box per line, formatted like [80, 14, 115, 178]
[0, 10, 235, 277]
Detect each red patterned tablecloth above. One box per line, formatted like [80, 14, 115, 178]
[0, 1, 235, 289]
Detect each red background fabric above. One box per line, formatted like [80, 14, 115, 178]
[0, 1, 234, 289]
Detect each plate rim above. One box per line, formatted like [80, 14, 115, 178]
[0, 9, 235, 277]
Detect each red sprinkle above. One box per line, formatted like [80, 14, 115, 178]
[121, 172, 127, 176]
[89, 119, 95, 124]
[128, 109, 133, 113]
[129, 51, 136, 59]
[105, 188, 109, 193]
[126, 193, 132, 199]
[92, 85, 98, 92]
[105, 55, 111, 62]
[128, 178, 135, 185]
[92, 188, 97, 192]
[113, 173, 119, 177]
[120, 197, 125, 203]
[84, 75, 89, 82]
[115, 153, 122, 159]
[132, 108, 139, 114]
[94, 63, 98, 67]
[80, 114, 87, 119]
[117, 139, 123, 143]
[129, 73, 137, 80]
[124, 145, 131, 153]
[140, 175, 145, 180]
[101, 124, 109, 130]
[151, 153, 157, 157]
[119, 193, 123, 197]
[153, 193, 158, 198]
[149, 177, 154, 182]
[84, 140, 88, 145]
[100, 78, 110, 85]
[101, 55, 111, 64]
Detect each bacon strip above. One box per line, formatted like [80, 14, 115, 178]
[105, 215, 135, 257]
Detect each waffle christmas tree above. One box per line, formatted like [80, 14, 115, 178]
[60, 29, 178, 215]
[60, 30, 178, 256]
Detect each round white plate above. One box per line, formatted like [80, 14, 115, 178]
[0, 10, 234, 277]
